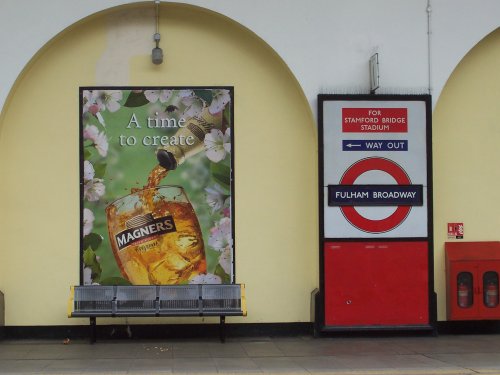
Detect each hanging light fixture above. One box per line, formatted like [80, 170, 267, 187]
[152, 0, 163, 65]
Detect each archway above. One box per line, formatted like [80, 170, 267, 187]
[0, 3, 317, 325]
[433, 28, 500, 320]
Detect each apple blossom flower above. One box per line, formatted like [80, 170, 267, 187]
[178, 90, 194, 98]
[222, 201, 231, 218]
[205, 184, 230, 214]
[93, 131, 108, 157]
[204, 128, 231, 163]
[84, 178, 105, 202]
[83, 267, 92, 285]
[83, 125, 98, 140]
[145, 90, 172, 103]
[93, 90, 123, 113]
[83, 125, 109, 157]
[82, 90, 94, 113]
[189, 273, 222, 284]
[181, 94, 204, 118]
[208, 216, 233, 277]
[209, 89, 231, 114]
[83, 160, 95, 181]
[83, 208, 95, 237]
[218, 247, 232, 275]
[209, 217, 233, 252]
[82, 91, 106, 126]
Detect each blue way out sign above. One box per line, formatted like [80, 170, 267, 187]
[342, 140, 408, 151]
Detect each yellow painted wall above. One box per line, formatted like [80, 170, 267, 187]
[0, 3, 317, 326]
[433, 28, 500, 320]
[2, 1, 495, 328]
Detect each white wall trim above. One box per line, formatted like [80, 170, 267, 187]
[1, 0, 499, 115]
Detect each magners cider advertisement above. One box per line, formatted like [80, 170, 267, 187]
[80, 87, 234, 286]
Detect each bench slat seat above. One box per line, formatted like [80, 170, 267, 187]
[68, 284, 246, 342]
[158, 285, 199, 315]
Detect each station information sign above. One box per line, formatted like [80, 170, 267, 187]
[321, 95, 431, 238]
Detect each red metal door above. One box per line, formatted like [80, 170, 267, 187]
[448, 261, 479, 320]
[324, 241, 429, 327]
[476, 261, 500, 319]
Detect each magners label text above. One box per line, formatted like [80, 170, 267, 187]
[115, 215, 176, 250]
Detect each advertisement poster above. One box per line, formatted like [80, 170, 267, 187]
[80, 87, 234, 286]
[321, 95, 431, 238]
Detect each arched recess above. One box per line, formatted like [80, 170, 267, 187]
[0, 3, 317, 326]
[433, 28, 500, 321]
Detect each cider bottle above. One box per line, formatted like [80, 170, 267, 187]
[156, 108, 222, 170]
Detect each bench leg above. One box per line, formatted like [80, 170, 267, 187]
[90, 317, 97, 344]
[219, 316, 226, 343]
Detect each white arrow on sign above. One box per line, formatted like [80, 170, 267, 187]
[345, 143, 362, 148]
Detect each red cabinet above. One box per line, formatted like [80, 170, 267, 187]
[446, 242, 500, 320]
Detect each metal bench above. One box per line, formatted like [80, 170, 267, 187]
[68, 284, 246, 343]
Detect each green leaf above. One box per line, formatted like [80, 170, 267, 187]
[83, 233, 103, 251]
[214, 264, 229, 283]
[83, 247, 96, 266]
[194, 89, 213, 104]
[83, 247, 102, 283]
[84, 148, 92, 159]
[210, 162, 231, 191]
[90, 262, 102, 281]
[93, 161, 107, 179]
[124, 91, 149, 107]
[99, 277, 132, 286]
[214, 264, 227, 279]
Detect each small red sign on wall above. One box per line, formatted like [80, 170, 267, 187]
[342, 108, 408, 133]
[448, 223, 464, 239]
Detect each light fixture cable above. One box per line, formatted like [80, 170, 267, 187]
[155, 0, 160, 42]
[152, 0, 163, 64]
[426, 0, 432, 96]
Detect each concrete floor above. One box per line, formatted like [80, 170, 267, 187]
[0, 334, 500, 374]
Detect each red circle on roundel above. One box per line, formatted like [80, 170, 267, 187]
[339, 157, 412, 233]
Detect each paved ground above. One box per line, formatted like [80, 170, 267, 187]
[0, 334, 500, 374]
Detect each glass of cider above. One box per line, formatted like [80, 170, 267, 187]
[106, 186, 206, 285]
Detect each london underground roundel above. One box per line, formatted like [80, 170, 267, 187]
[339, 157, 411, 233]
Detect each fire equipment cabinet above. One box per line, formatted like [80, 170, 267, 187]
[445, 242, 500, 320]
